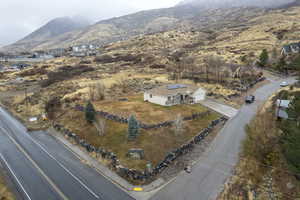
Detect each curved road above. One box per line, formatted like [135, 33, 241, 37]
[150, 77, 297, 200]
[0, 77, 296, 200]
[0, 107, 134, 200]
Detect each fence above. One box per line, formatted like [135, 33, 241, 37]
[53, 116, 227, 182]
[74, 105, 211, 130]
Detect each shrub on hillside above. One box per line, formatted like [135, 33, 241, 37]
[40, 65, 94, 87]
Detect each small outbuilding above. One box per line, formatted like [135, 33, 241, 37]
[144, 84, 206, 106]
[276, 99, 291, 120]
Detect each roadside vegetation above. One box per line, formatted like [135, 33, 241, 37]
[219, 87, 300, 200]
[0, 173, 15, 200]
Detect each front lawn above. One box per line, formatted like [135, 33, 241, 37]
[58, 99, 220, 170]
[93, 95, 208, 124]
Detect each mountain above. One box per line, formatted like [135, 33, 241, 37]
[3, 16, 90, 52]
[2, 0, 298, 52]
[178, 0, 295, 8]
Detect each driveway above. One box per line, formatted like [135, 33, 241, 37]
[150, 77, 297, 200]
[200, 99, 238, 118]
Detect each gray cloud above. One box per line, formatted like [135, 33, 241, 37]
[0, 0, 181, 46]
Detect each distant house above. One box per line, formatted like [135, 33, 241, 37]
[276, 99, 291, 119]
[281, 42, 300, 56]
[144, 84, 206, 106]
[49, 48, 65, 57]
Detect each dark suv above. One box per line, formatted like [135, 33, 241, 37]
[245, 95, 255, 104]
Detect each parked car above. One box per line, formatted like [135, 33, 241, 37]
[280, 81, 289, 87]
[245, 95, 255, 104]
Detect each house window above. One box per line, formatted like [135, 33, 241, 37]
[168, 96, 172, 101]
[150, 94, 153, 98]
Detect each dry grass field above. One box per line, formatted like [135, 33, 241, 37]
[58, 105, 219, 170]
[93, 95, 208, 124]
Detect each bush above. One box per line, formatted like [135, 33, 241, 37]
[45, 97, 61, 119]
[94, 55, 115, 63]
[40, 65, 94, 87]
[19, 68, 48, 77]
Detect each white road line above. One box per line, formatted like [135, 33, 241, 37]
[24, 133, 100, 199]
[0, 153, 32, 200]
[0, 126, 69, 200]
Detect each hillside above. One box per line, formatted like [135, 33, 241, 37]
[2, 0, 300, 53]
[178, 0, 295, 8]
[3, 16, 90, 52]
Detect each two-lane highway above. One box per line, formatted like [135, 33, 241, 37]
[0, 107, 134, 200]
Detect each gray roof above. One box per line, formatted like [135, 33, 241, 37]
[146, 84, 200, 96]
[276, 99, 291, 108]
[282, 45, 292, 53]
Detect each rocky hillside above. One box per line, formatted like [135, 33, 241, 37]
[2, 0, 299, 52]
[3, 16, 90, 52]
[178, 0, 295, 8]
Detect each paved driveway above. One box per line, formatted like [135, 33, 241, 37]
[200, 99, 238, 118]
[150, 77, 297, 200]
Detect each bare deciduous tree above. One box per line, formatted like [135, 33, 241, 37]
[88, 81, 106, 101]
[95, 81, 106, 100]
[205, 55, 225, 83]
[174, 114, 184, 136]
[93, 117, 106, 136]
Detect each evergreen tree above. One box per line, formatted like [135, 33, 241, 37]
[258, 49, 269, 67]
[281, 93, 300, 174]
[128, 115, 139, 140]
[85, 101, 96, 123]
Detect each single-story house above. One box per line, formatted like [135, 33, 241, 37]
[281, 42, 300, 55]
[144, 84, 206, 106]
[276, 99, 291, 119]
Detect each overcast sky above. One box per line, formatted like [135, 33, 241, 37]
[0, 0, 181, 46]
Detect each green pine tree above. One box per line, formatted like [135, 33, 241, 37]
[85, 101, 96, 123]
[128, 115, 139, 140]
[259, 49, 269, 67]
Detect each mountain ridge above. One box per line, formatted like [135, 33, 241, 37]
[2, 0, 298, 52]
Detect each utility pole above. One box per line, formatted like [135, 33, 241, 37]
[25, 88, 29, 115]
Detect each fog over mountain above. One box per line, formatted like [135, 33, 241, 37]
[0, 0, 181, 46]
[179, 0, 296, 8]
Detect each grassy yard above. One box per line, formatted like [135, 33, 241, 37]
[93, 95, 209, 124]
[58, 101, 220, 170]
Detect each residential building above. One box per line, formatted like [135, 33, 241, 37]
[144, 84, 206, 106]
[276, 99, 291, 119]
[281, 42, 300, 56]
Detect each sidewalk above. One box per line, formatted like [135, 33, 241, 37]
[47, 127, 166, 199]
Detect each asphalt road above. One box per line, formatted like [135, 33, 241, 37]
[150, 77, 297, 200]
[0, 107, 134, 200]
